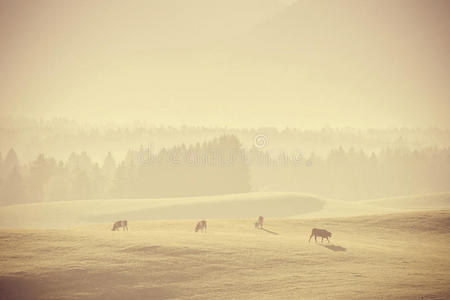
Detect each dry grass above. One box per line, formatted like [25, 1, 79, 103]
[360, 192, 450, 210]
[2, 192, 449, 229]
[0, 192, 324, 229]
[0, 210, 449, 299]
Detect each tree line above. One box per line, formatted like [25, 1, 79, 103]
[2, 116, 449, 163]
[0, 135, 250, 204]
[250, 146, 450, 200]
[0, 134, 449, 204]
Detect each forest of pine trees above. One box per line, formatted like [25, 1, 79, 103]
[0, 135, 251, 204]
[0, 133, 449, 204]
[250, 146, 450, 200]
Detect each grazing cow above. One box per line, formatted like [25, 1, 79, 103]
[112, 220, 128, 231]
[195, 220, 207, 233]
[255, 216, 264, 230]
[309, 228, 332, 243]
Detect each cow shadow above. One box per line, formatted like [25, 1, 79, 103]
[320, 244, 346, 252]
[260, 228, 279, 235]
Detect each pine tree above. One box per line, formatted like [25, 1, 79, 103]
[28, 154, 57, 202]
[0, 168, 28, 205]
[1, 148, 19, 179]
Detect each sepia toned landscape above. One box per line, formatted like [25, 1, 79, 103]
[1, 209, 450, 299]
[1, 0, 450, 299]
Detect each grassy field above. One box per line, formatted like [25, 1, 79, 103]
[0, 192, 324, 228]
[1, 192, 449, 229]
[0, 210, 449, 299]
[360, 192, 450, 210]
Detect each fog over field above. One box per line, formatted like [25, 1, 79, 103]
[1, 0, 450, 299]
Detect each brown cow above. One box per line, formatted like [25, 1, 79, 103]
[112, 220, 128, 231]
[195, 220, 207, 233]
[309, 228, 332, 243]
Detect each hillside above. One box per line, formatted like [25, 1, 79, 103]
[299, 192, 450, 218]
[360, 192, 450, 210]
[2, 192, 450, 229]
[0, 192, 326, 229]
[0, 210, 449, 299]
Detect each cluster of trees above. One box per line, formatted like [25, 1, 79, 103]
[250, 146, 450, 200]
[0, 135, 250, 204]
[1, 132, 449, 205]
[112, 135, 250, 198]
[2, 117, 449, 163]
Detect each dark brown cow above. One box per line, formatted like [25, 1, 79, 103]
[195, 220, 207, 233]
[309, 228, 332, 243]
[112, 220, 128, 231]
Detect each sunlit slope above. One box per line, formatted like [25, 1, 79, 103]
[290, 193, 450, 218]
[2, 192, 450, 229]
[360, 192, 450, 210]
[300, 192, 450, 218]
[0, 210, 449, 299]
[0, 192, 325, 228]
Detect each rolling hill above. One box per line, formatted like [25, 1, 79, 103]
[360, 192, 450, 210]
[0, 192, 325, 229]
[1, 192, 449, 229]
[0, 210, 449, 299]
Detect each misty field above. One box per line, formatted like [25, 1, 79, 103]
[1, 0, 449, 299]
[1, 210, 449, 299]
[2, 192, 449, 229]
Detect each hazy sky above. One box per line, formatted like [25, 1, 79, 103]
[1, 0, 449, 129]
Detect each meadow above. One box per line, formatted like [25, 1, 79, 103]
[0, 208, 449, 299]
[1, 192, 449, 229]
